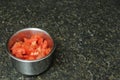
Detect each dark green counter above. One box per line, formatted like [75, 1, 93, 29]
[0, 0, 120, 80]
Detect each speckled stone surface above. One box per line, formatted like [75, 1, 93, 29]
[0, 0, 120, 80]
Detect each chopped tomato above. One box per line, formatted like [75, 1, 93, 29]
[11, 34, 52, 60]
[42, 40, 48, 49]
[26, 55, 36, 60]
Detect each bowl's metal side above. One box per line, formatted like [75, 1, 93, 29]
[11, 53, 53, 75]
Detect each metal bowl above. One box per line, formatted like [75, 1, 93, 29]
[7, 28, 55, 76]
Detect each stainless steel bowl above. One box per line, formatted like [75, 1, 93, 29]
[7, 28, 55, 76]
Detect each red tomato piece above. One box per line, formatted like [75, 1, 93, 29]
[45, 48, 51, 55]
[11, 34, 52, 60]
[15, 53, 23, 59]
[12, 47, 25, 55]
[27, 56, 36, 60]
[42, 40, 48, 49]
[11, 41, 22, 50]
[36, 52, 45, 59]
[38, 37, 44, 46]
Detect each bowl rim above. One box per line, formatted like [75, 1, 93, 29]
[6, 28, 55, 62]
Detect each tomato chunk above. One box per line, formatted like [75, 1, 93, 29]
[11, 34, 52, 60]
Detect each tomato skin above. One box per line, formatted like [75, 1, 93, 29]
[11, 41, 22, 50]
[26, 56, 36, 60]
[11, 47, 25, 55]
[45, 48, 51, 55]
[11, 34, 51, 60]
[36, 52, 45, 59]
[42, 40, 48, 49]
[38, 38, 44, 45]
[15, 53, 23, 59]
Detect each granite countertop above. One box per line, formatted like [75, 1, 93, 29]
[0, 0, 120, 80]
